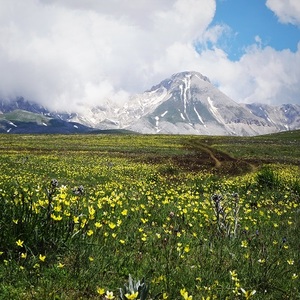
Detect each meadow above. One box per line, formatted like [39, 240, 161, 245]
[0, 132, 299, 299]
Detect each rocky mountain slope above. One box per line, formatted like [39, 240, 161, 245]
[1, 71, 299, 135]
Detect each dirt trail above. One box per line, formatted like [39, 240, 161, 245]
[181, 139, 256, 175]
[196, 144, 222, 168]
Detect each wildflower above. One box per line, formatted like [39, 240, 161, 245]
[21, 253, 27, 259]
[97, 287, 105, 295]
[16, 239, 24, 247]
[162, 292, 168, 299]
[51, 214, 62, 221]
[230, 270, 238, 281]
[89, 256, 94, 262]
[241, 288, 256, 299]
[258, 259, 265, 264]
[119, 239, 125, 244]
[292, 273, 298, 280]
[184, 245, 190, 253]
[180, 288, 193, 300]
[57, 262, 65, 268]
[121, 209, 128, 216]
[51, 178, 58, 187]
[108, 222, 116, 229]
[73, 185, 84, 195]
[287, 259, 294, 265]
[124, 291, 138, 299]
[39, 254, 46, 262]
[105, 290, 115, 299]
[95, 221, 102, 228]
[87, 229, 94, 236]
[241, 240, 248, 248]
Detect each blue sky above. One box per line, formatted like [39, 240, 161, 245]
[0, 0, 299, 110]
[210, 0, 300, 60]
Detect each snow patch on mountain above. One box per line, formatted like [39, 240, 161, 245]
[1, 71, 299, 136]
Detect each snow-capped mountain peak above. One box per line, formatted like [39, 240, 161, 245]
[1, 71, 299, 135]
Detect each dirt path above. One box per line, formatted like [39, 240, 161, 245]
[181, 139, 256, 175]
[196, 144, 222, 168]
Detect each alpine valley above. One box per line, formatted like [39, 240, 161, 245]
[1, 71, 299, 135]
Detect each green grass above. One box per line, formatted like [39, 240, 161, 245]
[0, 110, 50, 124]
[0, 132, 299, 299]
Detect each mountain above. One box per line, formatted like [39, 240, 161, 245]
[0, 109, 94, 134]
[1, 71, 299, 135]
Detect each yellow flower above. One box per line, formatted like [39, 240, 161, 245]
[95, 221, 102, 228]
[108, 222, 116, 229]
[57, 262, 65, 268]
[89, 256, 94, 262]
[230, 270, 238, 280]
[119, 239, 125, 244]
[241, 240, 248, 248]
[121, 209, 128, 216]
[87, 229, 94, 236]
[125, 291, 138, 299]
[39, 254, 46, 262]
[21, 253, 27, 259]
[162, 293, 168, 299]
[180, 288, 193, 300]
[97, 287, 105, 295]
[184, 245, 190, 253]
[16, 239, 24, 247]
[51, 214, 62, 221]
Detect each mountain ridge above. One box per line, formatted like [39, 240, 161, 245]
[1, 71, 299, 135]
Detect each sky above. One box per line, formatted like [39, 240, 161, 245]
[0, 0, 299, 112]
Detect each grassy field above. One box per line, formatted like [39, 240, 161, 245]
[0, 132, 299, 299]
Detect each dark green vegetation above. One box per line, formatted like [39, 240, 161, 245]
[0, 131, 299, 299]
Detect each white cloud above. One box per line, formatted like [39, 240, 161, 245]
[266, 0, 300, 26]
[197, 43, 300, 105]
[0, 0, 216, 111]
[0, 0, 299, 112]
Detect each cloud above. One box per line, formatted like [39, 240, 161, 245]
[266, 0, 300, 26]
[0, 0, 216, 111]
[0, 0, 299, 112]
[197, 42, 300, 105]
